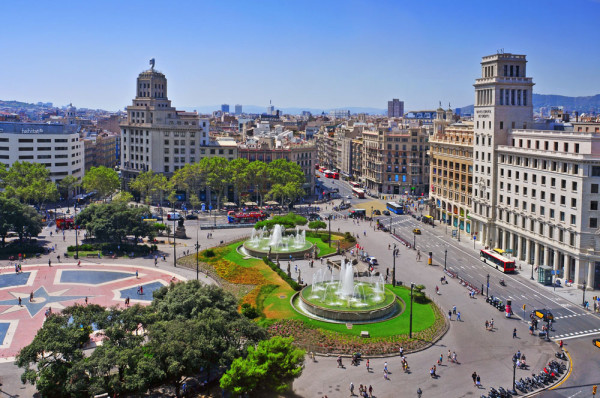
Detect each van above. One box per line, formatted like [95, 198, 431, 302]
[167, 212, 181, 221]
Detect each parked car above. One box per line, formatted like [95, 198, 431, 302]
[308, 213, 321, 221]
[367, 257, 378, 266]
[593, 338, 600, 349]
[167, 212, 181, 220]
[185, 213, 198, 220]
[382, 210, 390, 216]
[373, 209, 381, 215]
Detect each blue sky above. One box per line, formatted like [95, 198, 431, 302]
[2, 0, 599, 112]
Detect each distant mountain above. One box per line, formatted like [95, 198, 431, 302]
[182, 105, 387, 115]
[458, 93, 600, 115]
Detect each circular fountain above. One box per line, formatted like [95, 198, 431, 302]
[241, 224, 315, 259]
[292, 260, 401, 323]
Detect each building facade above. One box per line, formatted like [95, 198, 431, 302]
[362, 127, 429, 196]
[221, 104, 230, 113]
[234, 104, 242, 115]
[120, 62, 209, 184]
[0, 121, 84, 182]
[387, 99, 404, 118]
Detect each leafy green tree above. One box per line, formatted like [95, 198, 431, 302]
[245, 161, 269, 206]
[308, 220, 327, 234]
[220, 336, 305, 394]
[76, 202, 153, 243]
[204, 157, 231, 209]
[82, 166, 120, 200]
[227, 158, 249, 205]
[170, 162, 208, 209]
[0, 196, 23, 245]
[112, 191, 134, 204]
[129, 170, 168, 204]
[0, 161, 59, 206]
[57, 175, 80, 207]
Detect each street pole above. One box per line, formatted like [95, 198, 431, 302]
[389, 214, 392, 234]
[582, 280, 587, 307]
[444, 249, 447, 270]
[409, 282, 414, 338]
[196, 227, 199, 281]
[392, 244, 396, 287]
[173, 216, 177, 268]
[328, 215, 331, 248]
[486, 273, 490, 297]
[413, 232, 416, 250]
[74, 205, 79, 260]
[531, 256, 534, 280]
[512, 355, 517, 393]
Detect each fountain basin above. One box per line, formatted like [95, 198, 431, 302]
[295, 283, 400, 323]
[241, 240, 315, 260]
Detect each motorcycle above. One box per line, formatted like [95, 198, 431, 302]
[555, 351, 567, 360]
[499, 279, 506, 286]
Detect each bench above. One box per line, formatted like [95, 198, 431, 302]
[360, 331, 370, 338]
[86, 254, 98, 258]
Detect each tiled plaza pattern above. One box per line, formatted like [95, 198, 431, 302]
[0, 263, 185, 360]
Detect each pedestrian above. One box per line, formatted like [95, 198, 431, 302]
[513, 327, 517, 339]
[384, 361, 388, 373]
[448, 349, 452, 361]
[457, 311, 461, 321]
[384, 368, 388, 380]
[452, 305, 457, 315]
[368, 385, 373, 398]
[485, 320, 489, 330]
[448, 310, 452, 321]
[140, 286, 144, 295]
[472, 371, 477, 385]
[18, 296, 22, 306]
[490, 318, 494, 330]
[399, 346, 404, 357]
[350, 382, 354, 396]
[366, 358, 369, 372]
[136, 270, 139, 279]
[78, 260, 81, 266]
[29, 291, 34, 302]
[438, 353, 443, 365]
[85, 296, 88, 305]
[48, 259, 51, 267]
[559, 340, 563, 349]
[476, 375, 481, 387]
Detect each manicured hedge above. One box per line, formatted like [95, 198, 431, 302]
[67, 242, 157, 254]
[263, 257, 301, 291]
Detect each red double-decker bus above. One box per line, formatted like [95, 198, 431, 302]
[56, 218, 75, 229]
[350, 181, 360, 188]
[480, 249, 516, 273]
[227, 211, 268, 224]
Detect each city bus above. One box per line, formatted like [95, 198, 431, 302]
[324, 170, 333, 178]
[480, 249, 516, 273]
[351, 187, 365, 198]
[386, 202, 404, 214]
[350, 181, 360, 188]
[332, 171, 339, 179]
[227, 211, 268, 224]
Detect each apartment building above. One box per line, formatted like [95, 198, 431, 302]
[0, 121, 84, 182]
[362, 127, 429, 196]
[429, 121, 474, 234]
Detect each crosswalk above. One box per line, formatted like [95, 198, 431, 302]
[553, 328, 600, 340]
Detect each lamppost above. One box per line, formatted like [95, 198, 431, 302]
[512, 354, 518, 393]
[530, 256, 535, 280]
[328, 214, 332, 248]
[486, 273, 490, 297]
[413, 231, 416, 250]
[444, 248, 448, 270]
[582, 279, 587, 307]
[389, 213, 392, 234]
[195, 227, 200, 281]
[392, 244, 397, 287]
[172, 214, 177, 268]
[74, 205, 79, 260]
[409, 282, 415, 338]
[371, 206, 373, 219]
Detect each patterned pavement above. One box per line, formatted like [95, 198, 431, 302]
[0, 263, 186, 361]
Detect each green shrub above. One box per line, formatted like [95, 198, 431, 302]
[0, 242, 44, 257]
[67, 242, 154, 255]
[203, 249, 216, 258]
[344, 232, 356, 243]
[241, 303, 260, 319]
[413, 284, 430, 304]
[263, 258, 301, 291]
[320, 235, 329, 243]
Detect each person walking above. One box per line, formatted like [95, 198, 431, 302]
[490, 318, 494, 330]
[448, 310, 452, 321]
[136, 270, 139, 279]
[368, 385, 373, 398]
[366, 358, 370, 372]
[472, 371, 477, 386]
[485, 320, 489, 330]
[476, 375, 481, 387]
[452, 305, 457, 315]
[48, 259, 51, 267]
[457, 311, 462, 321]
[349, 382, 354, 396]
[513, 327, 517, 339]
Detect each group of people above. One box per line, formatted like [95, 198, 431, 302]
[448, 306, 462, 321]
[348, 382, 373, 397]
[484, 318, 495, 331]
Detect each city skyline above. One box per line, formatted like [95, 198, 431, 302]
[2, 0, 600, 111]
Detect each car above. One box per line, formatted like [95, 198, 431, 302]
[367, 257, 378, 266]
[308, 213, 321, 221]
[382, 210, 390, 216]
[346, 195, 351, 199]
[339, 203, 351, 210]
[373, 209, 381, 215]
[185, 213, 198, 220]
[151, 214, 164, 221]
[167, 212, 181, 220]
[593, 338, 600, 349]
[532, 309, 554, 321]
[413, 228, 422, 235]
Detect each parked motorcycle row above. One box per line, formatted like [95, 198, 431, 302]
[485, 295, 506, 312]
[479, 357, 567, 398]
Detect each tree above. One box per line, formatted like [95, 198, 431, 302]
[82, 166, 120, 200]
[57, 175, 80, 207]
[129, 170, 168, 204]
[204, 157, 231, 209]
[220, 336, 305, 394]
[170, 162, 208, 209]
[76, 202, 153, 243]
[112, 191, 134, 204]
[0, 161, 59, 206]
[227, 158, 249, 205]
[245, 161, 269, 206]
[308, 220, 327, 234]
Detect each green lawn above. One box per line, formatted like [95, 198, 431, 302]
[306, 235, 339, 256]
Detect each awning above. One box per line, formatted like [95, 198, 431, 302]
[223, 202, 237, 206]
[244, 202, 258, 206]
[265, 201, 279, 205]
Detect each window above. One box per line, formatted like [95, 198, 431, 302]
[592, 201, 599, 210]
[571, 198, 577, 208]
[570, 233, 575, 246]
[592, 166, 600, 177]
[560, 196, 566, 205]
[531, 204, 536, 212]
[575, 144, 580, 153]
[570, 215, 576, 225]
[593, 184, 599, 194]
[560, 211, 565, 221]
[540, 206, 545, 216]
[550, 193, 555, 203]
[561, 180, 566, 189]
[591, 218, 598, 228]
[550, 209, 555, 219]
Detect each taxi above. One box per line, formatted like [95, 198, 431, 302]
[413, 228, 422, 235]
[593, 338, 600, 349]
[532, 309, 554, 321]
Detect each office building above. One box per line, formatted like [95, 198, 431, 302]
[221, 104, 230, 113]
[120, 61, 209, 185]
[0, 121, 84, 182]
[234, 104, 242, 115]
[388, 99, 404, 118]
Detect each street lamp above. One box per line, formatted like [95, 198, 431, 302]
[371, 206, 373, 219]
[392, 244, 397, 287]
[195, 227, 200, 281]
[172, 214, 177, 268]
[328, 214, 332, 248]
[409, 282, 415, 338]
[413, 231, 416, 250]
[486, 273, 490, 297]
[74, 205, 79, 260]
[530, 256, 535, 280]
[444, 248, 447, 270]
[512, 354, 518, 393]
[582, 279, 587, 307]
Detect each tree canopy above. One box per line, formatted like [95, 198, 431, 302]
[0, 161, 59, 205]
[0, 196, 43, 245]
[128, 170, 168, 205]
[17, 281, 268, 398]
[82, 166, 120, 200]
[75, 202, 154, 243]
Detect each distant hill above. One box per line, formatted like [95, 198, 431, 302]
[183, 105, 387, 115]
[458, 93, 600, 115]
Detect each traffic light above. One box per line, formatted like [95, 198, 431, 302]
[522, 304, 526, 311]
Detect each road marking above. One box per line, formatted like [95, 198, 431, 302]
[554, 329, 600, 340]
[550, 348, 573, 390]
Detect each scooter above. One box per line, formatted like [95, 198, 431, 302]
[555, 351, 567, 360]
[499, 279, 506, 286]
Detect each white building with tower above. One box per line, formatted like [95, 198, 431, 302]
[120, 59, 209, 184]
